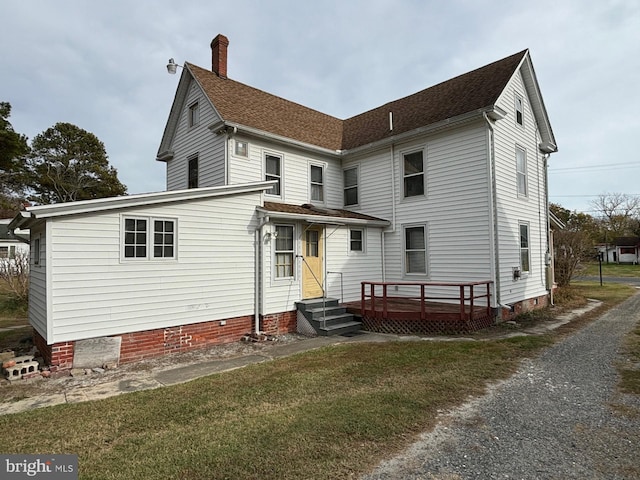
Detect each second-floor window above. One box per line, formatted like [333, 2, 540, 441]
[188, 102, 199, 127]
[188, 156, 198, 189]
[265, 154, 282, 196]
[343, 167, 358, 206]
[516, 146, 527, 196]
[310, 165, 324, 202]
[403, 150, 424, 197]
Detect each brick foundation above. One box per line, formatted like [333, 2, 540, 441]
[500, 293, 550, 321]
[34, 310, 298, 371]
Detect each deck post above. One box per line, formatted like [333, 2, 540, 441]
[459, 285, 465, 320]
[486, 282, 492, 318]
[370, 283, 376, 317]
[361, 282, 366, 317]
[420, 284, 426, 320]
[469, 284, 474, 321]
[382, 284, 388, 318]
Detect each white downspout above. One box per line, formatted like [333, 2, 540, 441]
[483, 112, 500, 309]
[254, 214, 269, 334]
[382, 144, 397, 281]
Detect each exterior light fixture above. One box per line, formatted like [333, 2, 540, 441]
[166, 58, 183, 75]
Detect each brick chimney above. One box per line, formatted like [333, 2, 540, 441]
[211, 34, 229, 78]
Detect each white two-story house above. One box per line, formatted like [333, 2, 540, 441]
[10, 34, 557, 370]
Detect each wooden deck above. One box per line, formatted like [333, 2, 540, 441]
[345, 281, 495, 335]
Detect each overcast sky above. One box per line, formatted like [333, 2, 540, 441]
[2, 0, 638, 215]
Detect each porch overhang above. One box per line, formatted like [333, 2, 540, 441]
[257, 202, 390, 228]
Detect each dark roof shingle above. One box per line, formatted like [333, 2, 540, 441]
[188, 50, 527, 151]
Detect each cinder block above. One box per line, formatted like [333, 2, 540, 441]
[4, 360, 40, 381]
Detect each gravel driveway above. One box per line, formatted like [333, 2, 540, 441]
[364, 292, 640, 480]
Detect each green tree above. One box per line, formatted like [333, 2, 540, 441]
[26, 122, 127, 204]
[0, 102, 30, 217]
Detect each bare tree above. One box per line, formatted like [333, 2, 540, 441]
[590, 193, 640, 237]
[0, 250, 29, 302]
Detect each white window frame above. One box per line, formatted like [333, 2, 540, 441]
[519, 222, 530, 274]
[187, 155, 198, 189]
[515, 93, 524, 127]
[402, 148, 425, 198]
[265, 152, 283, 197]
[152, 219, 177, 259]
[348, 227, 365, 254]
[234, 140, 249, 158]
[33, 237, 40, 266]
[188, 102, 199, 127]
[516, 145, 527, 197]
[121, 216, 178, 262]
[309, 163, 325, 203]
[403, 224, 428, 276]
[343, 166, 359, 207]
[273, 224, 295, 279]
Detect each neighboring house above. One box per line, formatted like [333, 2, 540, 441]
[0, 218, 29, 260]
[10, 34, 557, 371]
[613, 237, 639, 264]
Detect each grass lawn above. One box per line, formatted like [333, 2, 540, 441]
[0, 282, 28, 329]
[579, 261, 640, 278]
[0, 282, 637, 480]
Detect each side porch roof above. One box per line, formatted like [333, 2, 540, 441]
[258, 202, 390, 227]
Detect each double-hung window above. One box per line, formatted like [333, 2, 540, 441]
[403, 150, 424, 197]
[274, 225, 294, 278]
[515, 94, 524, 127]
[349, 228, 364, 252]
[188, 102, 199, 127]
[519, 223, 530, 273]
[343, 167, 358, 206]
[404, 225, 427, 275]
[235, 140, 248, 157]
[188, 156, 198, 189]
[516, 146, 527, 196]
[265, 154, 282, 196]
[310, 165, 324, 202]
[123, 217, 177, 260]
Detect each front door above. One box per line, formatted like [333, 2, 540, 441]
[302, 226, 324, 299]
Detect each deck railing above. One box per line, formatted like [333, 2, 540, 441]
[360, 280, 493, 324]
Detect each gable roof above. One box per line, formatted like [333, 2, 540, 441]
[159, 48, 556, 157]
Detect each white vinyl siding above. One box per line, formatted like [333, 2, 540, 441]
[166, 80, 225, 190]
[27, 223, 47, 339]
[493, 68, 549, 303]
[42, 193, 261, 343]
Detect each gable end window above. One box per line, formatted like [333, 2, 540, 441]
[516, 146, 527, 196]
[310, 164, 324, 202]
[188, 102, 199, 127]
[343, 167, 358, 206]
[404, 225, 427, 275]
[265, 154, 282, 196]
[515, 94, 524, 127]
[403, 150, 424, 198]
[519, 222, 530, 273]
[123, 217, 177, 261]
[188, 156, 198, 189]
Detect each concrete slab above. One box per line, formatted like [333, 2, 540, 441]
[154, 354, 268, 386]
[0, 394, 67, 415]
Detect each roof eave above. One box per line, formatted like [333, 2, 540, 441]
[256, 207, 390, 227]
[26, 182, 277, 219]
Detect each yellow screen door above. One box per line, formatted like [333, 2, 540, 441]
[302, 226, 324, 299]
